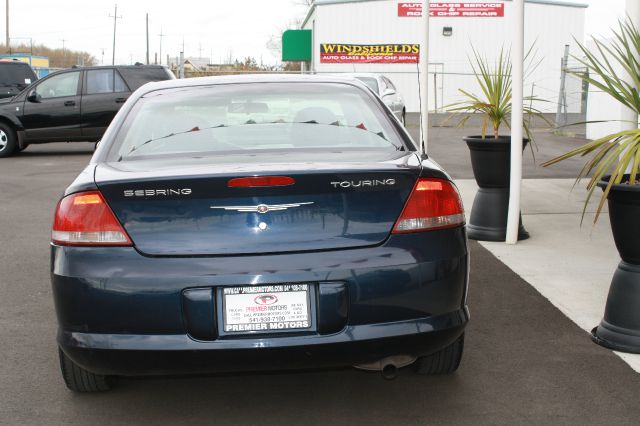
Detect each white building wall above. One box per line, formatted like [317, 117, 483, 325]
[303, 0, 586, 113]
[585, 39, 635, 140]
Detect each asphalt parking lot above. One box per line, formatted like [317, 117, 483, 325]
[2, 134, 640, 425]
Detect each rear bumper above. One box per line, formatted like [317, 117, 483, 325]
[52, 229, 469, 376]
[59, 309, 468, 376]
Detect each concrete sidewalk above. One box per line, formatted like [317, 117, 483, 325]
[456, 178, 640, 372]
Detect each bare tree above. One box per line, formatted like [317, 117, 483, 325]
[1, 42, 97, 68]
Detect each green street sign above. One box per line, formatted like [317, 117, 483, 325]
[282, 29, 312, 62]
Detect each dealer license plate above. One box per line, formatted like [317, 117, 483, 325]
[222, 284, 311, 333]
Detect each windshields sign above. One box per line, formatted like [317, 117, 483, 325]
[320, 43, 420, 63]
[398, 2, 505, 18]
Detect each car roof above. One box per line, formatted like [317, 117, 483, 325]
[136, 73, 371, 95]
[40, 64, 169, 79]
[0, 60, 32, 66]
[74, 64, 167, 71]
[343, 73, 383, 79]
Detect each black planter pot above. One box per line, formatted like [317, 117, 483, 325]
[464, 136, 529, 242]
[591, 177, 640, 353]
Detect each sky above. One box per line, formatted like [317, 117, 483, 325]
[2, 0, 629, 66]
[6, 0, 310, 65]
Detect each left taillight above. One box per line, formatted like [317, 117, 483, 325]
[392, 178, 465, 233]
[52, 191, 132, 246]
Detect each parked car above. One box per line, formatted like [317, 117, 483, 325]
[0, 60, 38, 100]
[0, 64, 175, 157]
[52, 74, 469, 392]
[348, 73, 406, 125]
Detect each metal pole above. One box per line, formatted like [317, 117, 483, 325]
[555, 44, 570, 130]
[5, 0, 8, 49]
[145, 13, 150, 65]
[433, 70, 438, 112]
[61, 39, 67, 67]
[506, 0, 525, 244]
[418, 0, 430, 155]
[179, 51, 184, 79]
[159, 28, 163, 65]
[112, 5, 117, 65]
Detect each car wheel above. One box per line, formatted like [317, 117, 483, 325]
[401, 110, 406, 127]
[58, 348, 116, 392]
[0, 123, 17, 158]
[415, 333, 464, 375]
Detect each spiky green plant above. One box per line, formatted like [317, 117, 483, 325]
[446, 46, 548, 142]
[542, 19, 640, 224]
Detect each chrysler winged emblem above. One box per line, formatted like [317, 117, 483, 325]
[210, 202, 314, 214]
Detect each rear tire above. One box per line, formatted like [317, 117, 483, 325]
[0, 123, 17, 158]
[415, 333, 464, 375]
[58, 348, 116, 392]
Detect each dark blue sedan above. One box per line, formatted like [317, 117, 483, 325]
[51, 75, 469, 392]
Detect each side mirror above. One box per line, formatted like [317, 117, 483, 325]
[382, 88, 396, 98]
[27, 90, 41, 103]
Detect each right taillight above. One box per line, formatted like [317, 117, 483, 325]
[52, 191, 132, 246]
[392, 178, 465, 233]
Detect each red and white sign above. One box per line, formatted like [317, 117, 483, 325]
[398, 2, 505, 18]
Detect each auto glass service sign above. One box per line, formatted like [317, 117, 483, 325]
[320, 44, 420, 64]
[398, 2, 505, 18]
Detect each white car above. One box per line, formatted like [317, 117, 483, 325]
[348, 73, 406, 126]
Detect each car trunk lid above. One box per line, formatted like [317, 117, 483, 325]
[95, 150, 421, 256]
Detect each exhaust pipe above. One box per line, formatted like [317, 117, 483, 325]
[381, 363, 398, 380]
[353, 355, 416, 379]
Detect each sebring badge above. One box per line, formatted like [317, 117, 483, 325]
[210, 202, 314, 214]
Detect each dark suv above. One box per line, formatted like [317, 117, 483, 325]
[0, 64, 175, 157]
[0, 60, 38, 100]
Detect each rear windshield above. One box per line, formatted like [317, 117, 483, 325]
[0, 62, 37, 85]
[117, 67, 173, 91]
[111, 82, 406, 161]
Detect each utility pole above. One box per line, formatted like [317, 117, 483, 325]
[5, 0, 9, 49]
[158, 28, 164, 65]
[145, 13, 150, 64]
[179, 50, 184, 79]
[109, 4, 122, 65]
[61, 39, 67, 67]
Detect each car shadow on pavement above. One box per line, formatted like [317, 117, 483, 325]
[18, 145, 95, 157]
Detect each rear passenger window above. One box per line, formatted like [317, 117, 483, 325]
[384, 77, 396, 91]
[87, 69, 114, 94]
[114, 71, 128, 92]
[86, 69, 129, 94]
